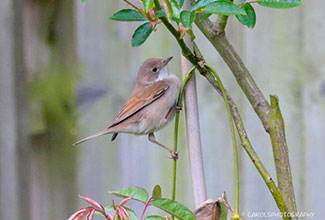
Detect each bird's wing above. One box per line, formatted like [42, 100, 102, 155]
[108, 81, 169, 128]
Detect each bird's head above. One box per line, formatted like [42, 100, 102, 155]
[137, 57, 173, 84]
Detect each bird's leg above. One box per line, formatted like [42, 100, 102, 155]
[148, 133, 178, 160]
[165, 104, 182, 119]
[165, 107, 173, 119]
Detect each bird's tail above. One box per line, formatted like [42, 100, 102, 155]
[73, 128, 112, 146]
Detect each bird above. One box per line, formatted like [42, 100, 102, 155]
[73, 57, 181, 159]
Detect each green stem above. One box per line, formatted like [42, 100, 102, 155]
[172, 67, 196, 220]
[204, 64, 241, 220]
[172, 67, 196, 198]
[214, 0, 232, 32]
[215, 15, 228, 33]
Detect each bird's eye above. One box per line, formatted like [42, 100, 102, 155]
[152, 67, 159, 73]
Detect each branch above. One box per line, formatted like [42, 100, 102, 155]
[267, 95, 297, 215]
[152, 0, 291, 216]
[195, 17, 297, 214]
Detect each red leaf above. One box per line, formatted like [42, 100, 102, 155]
[118, 206, 130, 220]
[86, 209, 95, 220]
[67, 208, 89, 220]
[106, 212, 116, 220]
[79, 195, 105, 212]
[112, 200, 118, 216]
[119, 197, 132, 206]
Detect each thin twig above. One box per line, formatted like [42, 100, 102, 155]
[122, 0, 140, 10]
[205, 64, 241, 220]
[140, 198, 153, 220]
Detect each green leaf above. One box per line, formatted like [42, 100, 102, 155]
[186, 28, 196, 41]
[170, 0, 181, 18]
[236, 3, 256, 28]
[110, 9, 147, 21]
[171, 16, 180, 23]
[152, 185, 162, 199]
[257, 0, 302, 8]
[204, 0, 246, 15]
[81, 0, 88, 3]
[219, 192, 228, 220]
[178, 0, 185, 7]
[180, 10, 196, 28]
[97, 206, 138, 220]
[191, 0, 220, 11]
[109, 186, 149, 202]
[125, 207, 138, 220]
[198, 11, 212, 20]
[150, 198, 197, 220]
[154, 9, 166, 18]
[144, 216, 165, 220]
[143, 0, 154, 13]
[131, 22, 153, 47]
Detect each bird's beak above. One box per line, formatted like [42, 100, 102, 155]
[162, 56, 173, 66]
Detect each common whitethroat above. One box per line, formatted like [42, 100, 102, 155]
[73, 57, 181, 159]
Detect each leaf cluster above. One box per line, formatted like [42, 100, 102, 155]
[104, 0, 302, 46]
[68, 186, 199, 220]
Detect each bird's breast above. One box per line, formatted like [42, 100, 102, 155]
[138, 75, 181, 134]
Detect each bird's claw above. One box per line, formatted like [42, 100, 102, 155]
[175, 104, 182, 111]
[169, 151, 179, 160]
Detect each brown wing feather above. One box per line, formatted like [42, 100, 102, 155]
[108, 81, 169, 129]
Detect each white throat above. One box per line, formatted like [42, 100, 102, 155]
[156, 67, 170, 82]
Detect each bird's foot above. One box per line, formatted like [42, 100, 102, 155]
[175, 104, 182, 111]
[168, 150, 179, 160]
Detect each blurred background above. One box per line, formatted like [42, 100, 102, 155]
[0, 0, 324, 219]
